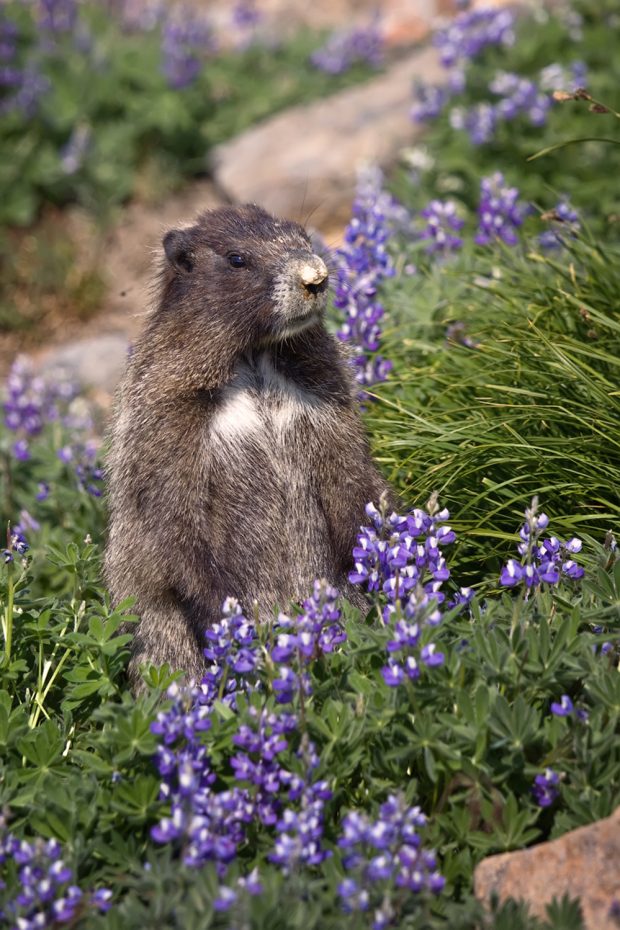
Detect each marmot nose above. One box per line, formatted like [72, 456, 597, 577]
[299, 256, 329, 294]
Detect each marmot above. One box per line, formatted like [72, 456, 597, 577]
[105, 204, 393, 687]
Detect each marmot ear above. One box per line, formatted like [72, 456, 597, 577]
[163, 228, 195, 273]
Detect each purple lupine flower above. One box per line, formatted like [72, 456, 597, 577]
[38, 0, 78, 34]
[58, 440, 105, 497]
[475, 172, 526, 246]
[420, 643, 444, 668]
[337, 794, 443, 918]
[3, 526, 29, 563]
[232, 1, 261, 30]
[310, 21, 383, 75]
[339, 877, 370, 912]
[3, 356, 80, 460]
[433, 6, 515, 68]
[202, 597, 259, 708]
[539, 61, 588, 95]
[539, 198, 580, 249]
[499, 499, 585, 593]
[489, 71, 551, 127]
[0, 825, 111, 926]
[151, 659, 332, 883]
[268, 580, 345, 704]
[0, 19, 50, 118]
[532, 768, 561, 807]
[350, 499, 456, 687]
[419, 199, 464, 255]
[335, 166, 404, 392]
[411, 82, 449, 123]
[231, 706, 297, 826]
[230, 0, 261, 49]
[160, 10, 215, 89]
[150, 681, 253, 869]
[269, 778, 332, 870]
[449, 102, 497, 144]
[550, 694, 574, 716]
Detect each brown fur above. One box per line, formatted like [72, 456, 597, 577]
[105, 204, 393, 687]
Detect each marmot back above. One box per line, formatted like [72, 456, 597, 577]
[105, 204, 393, 687]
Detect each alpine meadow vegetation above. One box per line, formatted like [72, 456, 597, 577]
[1, 1, 620, 929]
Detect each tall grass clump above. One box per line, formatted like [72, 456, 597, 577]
[370, 234, 620, 579]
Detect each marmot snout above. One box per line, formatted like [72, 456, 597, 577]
[105, 203, 394, 688]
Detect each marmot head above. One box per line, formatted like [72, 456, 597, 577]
[159, 204, 329, 344]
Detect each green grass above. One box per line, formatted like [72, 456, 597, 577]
[367, 235, 620, 584]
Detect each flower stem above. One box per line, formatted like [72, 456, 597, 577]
[2, 560, 14, 669]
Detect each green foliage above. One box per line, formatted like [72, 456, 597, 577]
[0, 2, 378, 228]
[0, 398, 618, 926]
[364, 3, 620, 580]
[1, 3, 619, 926]
[392, 0, 620, 230]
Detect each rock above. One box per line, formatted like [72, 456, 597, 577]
[211, 45, 447, 231]
[36, 334, 130, 401]
[474, 807, 620, 930]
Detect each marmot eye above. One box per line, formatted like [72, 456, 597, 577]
[228, 253, 246, 268]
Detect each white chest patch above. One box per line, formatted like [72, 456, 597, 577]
[209, 383, 263, 442]
[209, 354, 322, 445]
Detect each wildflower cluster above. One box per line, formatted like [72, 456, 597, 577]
[475, 172, 527, 246]
[3, 357, 79, 461]
[0, 7, 49, 117]
[433, 6, 515, 68]
[150, 586, 345, 897]
[202, 596, 259, 707]
[335, 167, 403, 389]
[310, 21, 383, 75]
[449, 61, 588, 145]
[412, 5, 515, 125]
[150, 679, 249, 869]
[150, 696, 332, 902]
[268, 736, 332, 871]
[349, 499, 461, 687]
[338, 794, 445, 928]
[0, 825, 111, 929]
[270, 580, 346, 703]
[160, 10, 215, 89]
[412, 0, 587, 148]
[1, 358, 104, 508]
[419, 199, 464, 256]
[499, 499, 584, 591]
